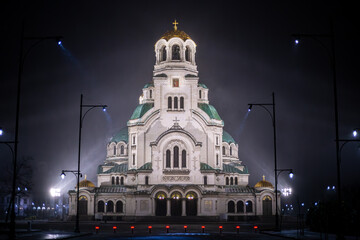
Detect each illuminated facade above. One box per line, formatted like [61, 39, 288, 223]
[68, 22, 278, 220]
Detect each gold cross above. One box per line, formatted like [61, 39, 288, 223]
[173, 20, 178, 31]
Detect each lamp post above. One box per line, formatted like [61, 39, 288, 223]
[248, 92, 279, 229]
[292, 19, 342, 210]
[9, 21, 63, 239]
[73, 94, 107, 233]
[248, 92, 293, 230]
[338, 128, 360, 164]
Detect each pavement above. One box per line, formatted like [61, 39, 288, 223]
[1, 221, 358, 240]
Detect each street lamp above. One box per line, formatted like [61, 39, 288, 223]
[338, 128, 360, 164]
[8, 20, 63, 239]
[248, 92, 293, 230]
[352, 128, 359, 138]
[292, 19, 342, 210]
[73, 94, 107, 233]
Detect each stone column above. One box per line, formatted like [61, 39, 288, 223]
[166, 199, 171, 216]
[182, 199, 186, 216]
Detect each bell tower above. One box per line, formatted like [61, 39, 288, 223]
[153, 21, 198, 76]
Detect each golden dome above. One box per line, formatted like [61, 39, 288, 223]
[160, 20, 191, 41]
[254, 175, 274, 189]
[77, 175, 95, 188]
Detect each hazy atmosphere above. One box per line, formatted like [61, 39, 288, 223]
[1, 0, 359, 205]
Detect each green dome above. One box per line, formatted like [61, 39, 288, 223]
[222, 130, 236, 144]
[110, 127, 128, 143]
[130, 103, 154, 120]
[143, 83, 154, 89]
[197, 83, 208, 89]
[198, 103, 222, 121]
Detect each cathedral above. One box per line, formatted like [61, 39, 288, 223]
[68, 21, 278, 220]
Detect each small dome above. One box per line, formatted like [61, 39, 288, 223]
[160, 20, 191, 41]
[255, 175, 274, 189]
[110, 126, 128, 143]
[78, 175, 95, 188]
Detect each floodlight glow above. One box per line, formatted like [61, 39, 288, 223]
[295, 39, 299, 45]
[327, 186, 330, 190]
[50, 188, 61, 197]
[57, 40, 62, 45]
[61, 171, 66, 179]
[0, 128, 3, 135]
[289, 171, 294, 179]
[248, 104, 252, 112]
[332, 186, 335, 190]
[301, 203, 304, 206]
[103, 106, 107, 112]
[282, 188, 292, 196]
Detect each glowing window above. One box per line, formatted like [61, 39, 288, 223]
[171, 192, 182, 200]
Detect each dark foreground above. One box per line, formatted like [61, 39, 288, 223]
[0, 219, 354, 240]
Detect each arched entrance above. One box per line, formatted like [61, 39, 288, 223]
[79, 196, 88, 215]
[185, 192, 197, 216]
[155, 192, 167, 216]
[170, 192, 182, 216]
[262, 196, 272, 216]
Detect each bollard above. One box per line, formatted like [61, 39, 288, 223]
[201, 226, 205, 233]
[95, 226, 100, 234]
[131, 226, 135, 234]
[219, 226, 223, 234]
[184, 225, 187, 233]
[27, 221, 32, 232]
[113, 226, 117, 233]
[166, 225, 170, 233]
[236, 225, 240, 234]
[148, 226, 152, 234]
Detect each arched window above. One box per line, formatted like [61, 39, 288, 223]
[120, 145, 124, 155]
[168, 96, 172, 109]
[173, 146, 179, 168]
[204, 176, 208, 185]
[246, 201, 253, 213]
[230, 146, 232, 156]
[116, 201, 123, 213]
[235, 177, 238, 185]
[230, 177, 233, 185]
[120, 177, 124, 185]
[216, 154, 219, 166]
[174, 97, 178, 109]
[180, 97, 184, 109]
[149, 90, 152, 99]
[237, 201, 244, 213]
[132, 154, 135, 165]
[113, 145, 116, 155]
[166, 150, 171, 168]
[145, 176, 149, 185]
[161, 46, 167, 62]
[199, 90, 202, 99]
[111, 176, 115, 185]
[106, 201, 114, 213]
[172, 45, 180, 60]
[181, 150, 186, 168]
[185, 46, 190, 61]
[226, 177, 229, 185]
[228, 201, 235, 213]
[222, 146, 225, 155]
[116, 177, 119, 185]
[97, 201, 104, 213]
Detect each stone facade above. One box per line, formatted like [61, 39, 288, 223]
[68, 23, 279, 220]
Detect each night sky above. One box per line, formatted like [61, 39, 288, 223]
[1, 1, 359, 205]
